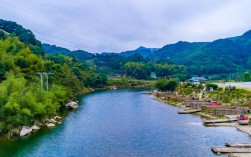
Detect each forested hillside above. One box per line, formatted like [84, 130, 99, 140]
[1, 18, 251, 136]
[44, 30, 251, 76]
[43, 44, 186, 79]
[149, 31, 251, 75]
[120, 46, 159, 58]
[43, 43, 95, 61]
[0, 19, 43, 55]
[0, 20, 107, 136]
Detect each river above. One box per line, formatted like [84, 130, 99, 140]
[1, 89, 251, 157]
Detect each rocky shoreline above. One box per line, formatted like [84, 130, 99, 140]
[8, 87, 150, 139]
[6, 101, 79, 138]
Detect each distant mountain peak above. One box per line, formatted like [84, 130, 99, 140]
[242, 30, 251, 37]
[136, 46, 147, 50]
[135, 46, 159, 52]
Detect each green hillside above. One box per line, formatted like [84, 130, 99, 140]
[43, 43, 95, 61]
[120, 46, 159, 58]
[43, 44, 186, 79]
[150, 31, 251, 75]
[0, 20, 107, 136]
[0, 19, 43, 55]
[42, 24, 251, 77]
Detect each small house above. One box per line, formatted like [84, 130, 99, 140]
[188, 77, 207, 85]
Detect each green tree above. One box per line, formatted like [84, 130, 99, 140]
[243, 72, 251, 81]
[154, 79, 178, 92]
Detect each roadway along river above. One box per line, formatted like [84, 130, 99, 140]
[1, 89, 251, 157]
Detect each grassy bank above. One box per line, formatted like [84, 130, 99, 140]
[152, 91, 218, 119]
[175, 83, 251, 108]
[107, 78, 155, 89]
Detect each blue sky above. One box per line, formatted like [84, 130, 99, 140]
[1, 0, 251, 53]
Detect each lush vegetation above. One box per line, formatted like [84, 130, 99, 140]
[44, 29, 251, 78]
[0, 20, 108, 136]
[208, 88, 251, 105]
[44, 44, 186, 80]
[154, 79, 178, 92]
[0, 73, 67, 136]
[0, 19, 43, 55]
[177, 83, 202, 96]
[150, 31, 251, 75]
[205, 83, 218, 90]
[124, 62, 185, 80]
[3, 18, 251, 137]
[107, 78, 153, 89]
[119, 31, 251, 76]
[149, 40, 243, 75]
[0, 32, 44, 80]
[120, 46, 159, 58]
[175, 82, 251, 107]
[43, 44, 95, 61]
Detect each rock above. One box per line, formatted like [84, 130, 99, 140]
[31, 125, 40, 131]
[34, 121, 43, 126]
[54, 116, 62, 120]
[109, 86, 117, 90]
[46, 123, 55, 127]
[49, 119, 56, 123]
[20, 126, 32, 136]
[65, 101, 78, 109]
[12, 128, 20, 136]
[160, 97, 165, 100]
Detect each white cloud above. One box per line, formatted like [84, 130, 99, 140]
[1, 0, 251, 52]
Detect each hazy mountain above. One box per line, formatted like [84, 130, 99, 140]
[43, 43, 95, 61]
[149, 30, 251, 75]
[42, 30, 251, 75]
[120, 46, 159, 58]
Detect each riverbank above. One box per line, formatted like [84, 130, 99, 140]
[150, 90, 251, 126]
[206, 121, 251, 136]
[151, 93, 217, 119]
[146, 90, 217, 118]
[2, 101, 80, 139]
[149, 90, 251, 156]
[2, 89, 250, 157]
[4, 85, 152, 139]
[107, 78, 154, 89]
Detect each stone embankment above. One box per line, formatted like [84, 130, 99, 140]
[19, 101, 78, 137]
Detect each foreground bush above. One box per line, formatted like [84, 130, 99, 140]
[107, 78, 153, 88]
[154, 79, 178, 92]
[0, 73, 69, 135]
[206, 83, 218, 90]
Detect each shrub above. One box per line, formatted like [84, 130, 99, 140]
[206, 83, 218, 90]
[154, 79, 178, 92]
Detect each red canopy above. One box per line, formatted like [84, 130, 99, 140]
[208, 102, 221, 106]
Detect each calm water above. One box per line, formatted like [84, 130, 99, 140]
[1, 89, 251, 157]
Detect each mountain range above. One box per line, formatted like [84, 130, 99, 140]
[43, 30, 251, 75]
[2, 18, 250, 76]
[120, 46, 159, 58]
